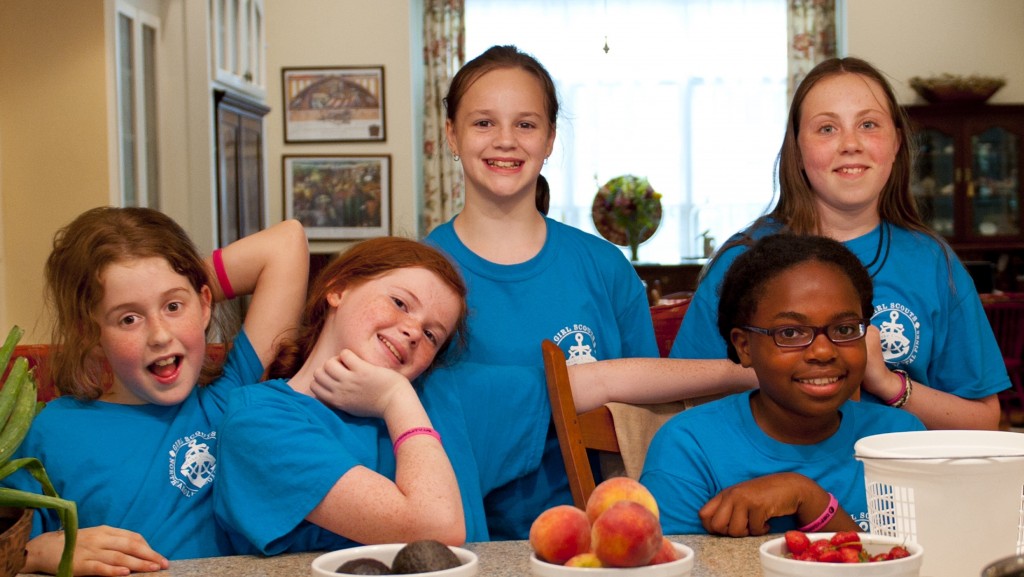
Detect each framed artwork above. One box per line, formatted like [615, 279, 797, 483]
[283, 155, 391, 240]
[282, 66, 386, 142]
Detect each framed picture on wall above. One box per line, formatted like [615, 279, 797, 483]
[282, 66, 386, 143]
[283, 155, 391, 240]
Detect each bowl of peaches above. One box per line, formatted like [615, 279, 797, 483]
[528, 478, 694, 576]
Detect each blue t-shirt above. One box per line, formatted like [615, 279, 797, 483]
[3, 331, 263, 560]
[640, 390, 926, 534]
[213, 377, 489, 555]
[426, 216, 658, 540]
[670, 221, 1010, 403]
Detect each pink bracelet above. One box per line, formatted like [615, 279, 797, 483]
[393, 427, 441, 455]
[799, 492, 838, 532]
[212, 249, 236, 300]
[885, 370, 909, 407]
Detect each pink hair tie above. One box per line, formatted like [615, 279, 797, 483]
[212, 249, 235, 300]
[393, 427, 441, 455]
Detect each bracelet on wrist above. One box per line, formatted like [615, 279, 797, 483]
[212, 248, 236, 300]
[798, 492, 838, 533]
[887, 369, 912, 409]
[392, 426, 441, 455]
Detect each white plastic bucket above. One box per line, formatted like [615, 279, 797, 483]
[855, 431, 1024, 577]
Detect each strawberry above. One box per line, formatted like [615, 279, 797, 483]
[837, 547, 864, 563]
[829, 530, 863, 551]
[807, 538, 830, 559]
[887, 545, 911, 560]
[784, 530, 811, 556]
[818, 548, 844, 563]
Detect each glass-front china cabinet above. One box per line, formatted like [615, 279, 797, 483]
[908, 104, 1023, 245]
[907, 104, 1024, 291]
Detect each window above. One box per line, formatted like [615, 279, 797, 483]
[115, 2, 160, 208]
[466, 0, 788, 263]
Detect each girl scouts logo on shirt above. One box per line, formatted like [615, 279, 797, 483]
[872, 305, 920, 365]
[552, 326, 597, 366]
[168, 431, 216, 497]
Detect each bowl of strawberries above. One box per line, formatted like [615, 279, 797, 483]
[760, 531, 923, 577]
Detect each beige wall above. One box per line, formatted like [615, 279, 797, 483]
[1, 0, 1022, 343]
[845, 0, 1024, 104]
[264, 0, 420, 251]
[0, 0, 114, 342]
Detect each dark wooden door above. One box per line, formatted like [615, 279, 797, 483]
[215, 89, 270, 247]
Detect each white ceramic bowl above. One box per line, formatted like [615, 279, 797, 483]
[760, 532, 924, 577]
[529, 542, 694, 576]
[311, 543, 478, 577]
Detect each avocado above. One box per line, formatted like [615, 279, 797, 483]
[335, 557, 392, 575]
[390, 540, 461, 574]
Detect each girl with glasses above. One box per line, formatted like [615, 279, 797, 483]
[640, 233, 925, 536]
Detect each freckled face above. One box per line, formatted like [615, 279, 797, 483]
[445, 67, 556, 204]
[95, 257, 212, 405]
[797, 73, 901, 223]
[731, 261, 866, 427]
[324, 268, 462, 381]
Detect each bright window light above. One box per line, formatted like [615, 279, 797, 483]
[466, 0, 788, 262]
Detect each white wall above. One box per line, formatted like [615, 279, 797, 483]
[845, 0, 1024, 104]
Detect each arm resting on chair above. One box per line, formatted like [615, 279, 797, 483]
[567, 358, 757, 414]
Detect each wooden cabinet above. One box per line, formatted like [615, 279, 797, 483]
[210, 0, 266, 99]
[215, 90, 269, 247]
[907, 104, 1024, 291]
[907, 104, 1024, 248]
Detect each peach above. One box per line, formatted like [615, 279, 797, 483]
[649, 537, 682, 565]
[591, 500, 663, 567]
[586, 477, 660, 524]
[564, 552, 603, 567]
[529, 505, 592, 565]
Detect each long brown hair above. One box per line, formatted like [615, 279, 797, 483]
[44, 207, 217, 399]
[706, 57, 950, 281]
[771, 56, 927, 235]
[266, 237, 469, 380]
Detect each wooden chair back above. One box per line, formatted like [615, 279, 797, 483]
[650, 296, 691, 357]
[5, 344, 228, 403]
[542, 338, 620, 509]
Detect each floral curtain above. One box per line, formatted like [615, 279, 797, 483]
[787, 0, 836, 101]
[421, 0, 465, 236]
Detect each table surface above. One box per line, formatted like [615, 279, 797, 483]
[105, 534, 775, 576]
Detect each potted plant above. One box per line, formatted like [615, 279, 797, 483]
[0, 326, 77, 577]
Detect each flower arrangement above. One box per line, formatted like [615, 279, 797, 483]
[592, 175, 662, 261]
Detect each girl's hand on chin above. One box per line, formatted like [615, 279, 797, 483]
[310, 349, 410, 418]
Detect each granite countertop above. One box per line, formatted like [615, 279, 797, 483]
[102, 534, 774, 576]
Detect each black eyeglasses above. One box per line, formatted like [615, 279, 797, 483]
[741, 319, 869, 348]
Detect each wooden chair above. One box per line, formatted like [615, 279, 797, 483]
[984, 299, 1024, 409]
[5, 344, 228, 403]
[650, 296, 691, 357]
[542, 300, 694, 509]
[542, 338, 619, 509]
